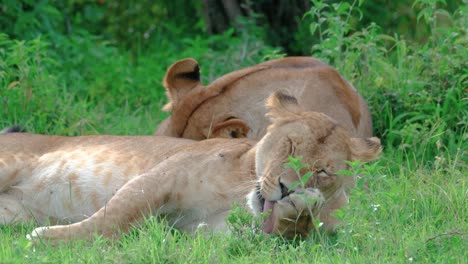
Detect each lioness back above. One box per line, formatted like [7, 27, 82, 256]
[155, 57, 372, 140]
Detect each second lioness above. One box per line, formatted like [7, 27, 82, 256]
[156, 57, 373, 140]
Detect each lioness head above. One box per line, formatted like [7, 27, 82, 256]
[157, 58, 266, 139]
[248, 92, 381, 238]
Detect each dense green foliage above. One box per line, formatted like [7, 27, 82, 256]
[0, 0, 466, 263]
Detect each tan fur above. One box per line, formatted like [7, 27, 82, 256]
[155, 57, 373, 140]
[0, 93, 381, 243]
[156, 57, 373, 191]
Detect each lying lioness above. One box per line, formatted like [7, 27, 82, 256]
[0, 93, 381, 243]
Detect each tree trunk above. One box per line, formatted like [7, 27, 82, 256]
[202, 0, 310, 53]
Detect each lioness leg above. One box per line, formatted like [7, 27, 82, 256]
[27, 171, 173, 243]
[0, 193, 32, 224]
[195, 211, 230, 233]
[0, 158, 23, 192]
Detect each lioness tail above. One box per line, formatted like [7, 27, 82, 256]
[0, 125, 27, 134]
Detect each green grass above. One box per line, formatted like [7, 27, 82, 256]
[1, 159, 465, 263]
[1, 0, 467, 263]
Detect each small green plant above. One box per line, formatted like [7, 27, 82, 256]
[225, 205, 269, 257]
[306, 0, 363, 67]
[284, 156, 313, 191]
[226, 205, 258, 235]
[284, 156, 323, 211]
[333, 160, 383, 221]
[306, 0, 466, 171]
[337, 160, 381, 189]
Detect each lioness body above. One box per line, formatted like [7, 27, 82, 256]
[0, 93, 381, 242]
[156, 57, 372, 140]
[1, 134, 253, 230]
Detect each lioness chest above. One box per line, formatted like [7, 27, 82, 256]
[0, 134, 254, 225]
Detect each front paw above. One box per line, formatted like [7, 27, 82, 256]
[271, 188, 324, 238]
[27, 226, 51, 244]
[27, 225, 75, 245]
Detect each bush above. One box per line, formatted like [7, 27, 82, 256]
[0, 2, 280, 135]
[305, 0, 467, 169]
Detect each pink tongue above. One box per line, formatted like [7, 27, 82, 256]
[263, 200, 275, 233]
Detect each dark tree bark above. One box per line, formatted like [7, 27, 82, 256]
[202, 0, 310, 53]
[202, 0, 239, 34]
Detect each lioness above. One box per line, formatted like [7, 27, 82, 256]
[0, 93, 381, 243]
[155, 57, 373, 140]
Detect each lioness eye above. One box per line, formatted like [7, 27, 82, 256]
[287, 137, 295, 155]
[229, 130, 238, 138]
[224, 116, 237, 121]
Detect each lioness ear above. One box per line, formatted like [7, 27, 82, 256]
[266, 92, 302, 120]
[163, 58, 201, 111]
[349, 137, 382, 162]
[209, 118, 250, 139]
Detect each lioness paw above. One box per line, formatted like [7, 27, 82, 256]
[26, 226, 49, 244]
[290, 188, 324, 213]
[27, 225, 76, 245]
[276, 188, 324, 218]
[271, 188, 324, 238]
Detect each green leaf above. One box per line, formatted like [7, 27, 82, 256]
[336, 170, 354, 177]
[306, 197, 321, 206]
[357, 177, 366, 188]
[301, 171, 313, 184]
[312, 219, 321, 228]
[310, 23, 318, 35]
[336, 2, 351, 15]
[312, 0, 324, 9]
[332, 209, 346, 220]
[289, 181, 301, 190]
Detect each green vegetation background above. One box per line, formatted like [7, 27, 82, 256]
[0, 0, 466, 263]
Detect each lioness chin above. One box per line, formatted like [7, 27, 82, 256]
[0, 93, 381, 243]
